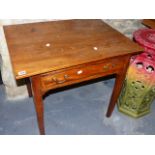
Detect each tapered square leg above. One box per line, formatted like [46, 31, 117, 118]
[106, 56, 130, 117]
[31, 76, 45, 135]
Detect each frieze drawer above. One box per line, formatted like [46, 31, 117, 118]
[41, 58, 124, 92]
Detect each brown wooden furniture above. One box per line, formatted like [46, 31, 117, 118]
[4, 20, 143, 134]
[143, 19, 155, 29]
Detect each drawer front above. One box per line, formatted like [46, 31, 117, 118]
[41, 58, 124, 92]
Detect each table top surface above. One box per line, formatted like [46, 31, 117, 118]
[4, 19, 143, 79]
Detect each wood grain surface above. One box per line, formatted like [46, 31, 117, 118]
[4, 19, 143, 79]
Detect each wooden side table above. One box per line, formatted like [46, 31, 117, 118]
[4, 20, 142, 134]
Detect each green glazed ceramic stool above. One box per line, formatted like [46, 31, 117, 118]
[118, 29, 155, 118]
[118, 52, 155, 118]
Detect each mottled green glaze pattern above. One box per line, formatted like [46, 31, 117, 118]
[118, 79, 155, 117]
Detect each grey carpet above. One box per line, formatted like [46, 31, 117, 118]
[0, 77, 155, 135]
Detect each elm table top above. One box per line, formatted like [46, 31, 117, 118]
[4, 19, 143, 80]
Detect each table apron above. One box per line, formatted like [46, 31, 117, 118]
[32, 55, 130, 95]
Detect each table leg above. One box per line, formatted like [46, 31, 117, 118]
[26, 78, 32, 97]
[31, 76, 45, 135]
[106, 58, 130, 117]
